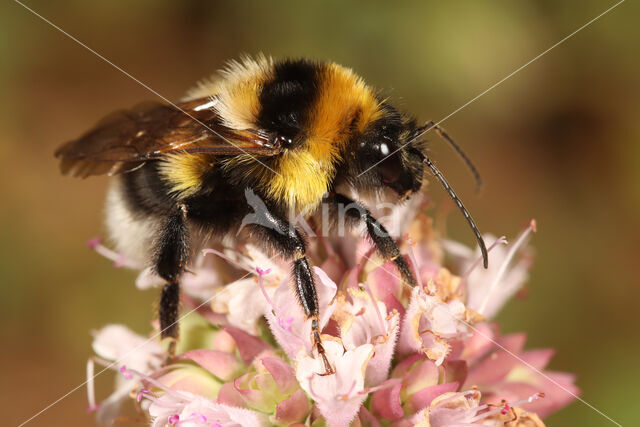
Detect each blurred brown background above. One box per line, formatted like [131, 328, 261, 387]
[1, 1, 638, 425]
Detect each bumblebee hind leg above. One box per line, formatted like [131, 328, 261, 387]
[154, 204, 190, 355]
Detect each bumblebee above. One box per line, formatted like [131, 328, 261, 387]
[56, 56, 487, 374]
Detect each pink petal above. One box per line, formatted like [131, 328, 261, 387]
[369, 261, 403, 301]
[408, 382, 459, 413]
[179, 349, 242, 381]
[344, 267, 360, 289]
[403, 358, 439, 395]
[221, 325, 271, 364]
[261, 357, 298, 395]
[234, 374, 268, 411]
[155, 366, 221, 400]
[460, 323, 498, 363]
[175, 397, 269, 427]
[91, 324, 163, 373]
[216, 382, 246, 407]
[446, 340, 464, 360]
[497, 332, 527, 353]
[181, 295, 228, 326]
[491, 372, 580, 418]
[365, 310, 400, 387]
[358, 406, 382, 427]
[382, 294, 405, 318]
[252, 373, 276, 395]
[443, 359, 467, 386]
[320, 253, 347, 285]
[311, 267, 339, 327]
[397, 286, 469, 363]
[531, 371, 580, 417]
[264, 313, 308, 358]
[519, 348, 555, 371]
[323, 318, 340, 338]
[390, 354, 424, 378]
[334, 234, 374, 271]
[266, 267, 337, 358]
[371, 382, 404, 420]
[296, 342, 373, 426]
[418, 264, 440, 288]
[465, 335, 526, 387]
[212, 330, 237, 353]
[180, 266, 223, 300]
[274, 389, 310, 424]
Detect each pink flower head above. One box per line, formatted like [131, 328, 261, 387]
[264, 266, 337, 358]
[296, 340, 374, 426]
[86, 325, 164, 423]
[227, 352, 310, 424]
[148, 392, 268, 427]
[208, 245, 289, 335]
[398, 284, 475, 365]
[445, 221, 536, 319]
[336, 288, 400, 386]
[370, 354, 459, 420]
[117, 365, 268, 426]
[411, 389, 545, 426]
[462, 324, 580, 418]
[85, 195, 578, 426]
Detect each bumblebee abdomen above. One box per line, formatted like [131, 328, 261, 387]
[107, 159, 247, 265]
[119, 161, 177, 214]
[105, 178, 164, 266]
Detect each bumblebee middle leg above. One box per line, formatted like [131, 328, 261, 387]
[154, 204, 190, 353]
[244, 200, 335, 375]
[331, 193, 417, 287]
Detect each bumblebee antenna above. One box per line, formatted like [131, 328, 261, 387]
[423, 156, 488, 268]
[414, 121, 483, 194]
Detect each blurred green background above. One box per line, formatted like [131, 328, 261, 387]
[1, 1, 638, 425]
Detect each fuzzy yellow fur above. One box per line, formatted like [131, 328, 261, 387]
[311, 62, 382, 142]
[158, 153, 212, 198]
[185, 54, 273, 131]
[267, 63, 381, 212]
[173, 57, 382, 213]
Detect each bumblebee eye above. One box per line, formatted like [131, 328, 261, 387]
[377, 150, 402, 183]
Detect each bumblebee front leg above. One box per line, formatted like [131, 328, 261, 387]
[154, 204, 190, 355]
[332, 193, 417, 287]
[245, 202, 335, 375]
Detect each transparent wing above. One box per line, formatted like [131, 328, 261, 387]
[55, 97, 279, 177]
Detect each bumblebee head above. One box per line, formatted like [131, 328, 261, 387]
[349, 102, 489, 268]
[351, 104, 425, 199]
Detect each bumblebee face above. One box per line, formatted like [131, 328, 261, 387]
[353, 106, 424, 199]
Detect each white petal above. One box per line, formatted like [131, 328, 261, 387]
[91, 324, 163, 372]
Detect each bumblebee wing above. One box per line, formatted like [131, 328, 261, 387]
[55, 98, 279, 178]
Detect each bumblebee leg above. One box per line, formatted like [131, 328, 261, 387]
[245, 202, 335, 375]
[332, 193, 417, 287]
[159, 282, 179, 355]
[154, 204, 190, 354]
